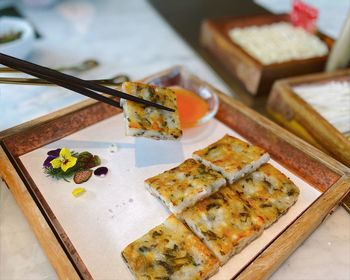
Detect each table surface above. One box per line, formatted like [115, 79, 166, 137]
[0, 0, 349, 279]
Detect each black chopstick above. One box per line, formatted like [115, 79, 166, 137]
[0, 53, 175, 112]
[13, 64, 123, 108]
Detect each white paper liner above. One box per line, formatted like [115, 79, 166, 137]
[19, 115, 321, 279]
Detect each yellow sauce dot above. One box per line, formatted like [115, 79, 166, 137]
[72, 187, 86, 197]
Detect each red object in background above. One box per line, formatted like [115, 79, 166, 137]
[290, 0, 318, 33]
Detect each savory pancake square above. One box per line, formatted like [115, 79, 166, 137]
[145, 159, 226, 214]
[192, 134, 270, 184]
[121, 82, 182, 140]
[229, 163, 300, 228]
[122, 215, 219, 280]
[181, 187, 264, 265]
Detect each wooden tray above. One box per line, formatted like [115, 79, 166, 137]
[200, 13, 334, 96]
[267, 68, 350, 167]
[0, 66, 349, 280]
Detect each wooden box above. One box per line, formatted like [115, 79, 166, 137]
[267, 68, 350, 167]
[0, 67, 349, 279]
[200, 13, 334, 95]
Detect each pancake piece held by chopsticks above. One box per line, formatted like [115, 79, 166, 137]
[122, 215, 219, 280]
[121, 82, 182, 140]
[145, 159, 226, 215]
[192, 134, 270, 184]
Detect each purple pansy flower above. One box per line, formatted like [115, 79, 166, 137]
[43, 148, 62, 168]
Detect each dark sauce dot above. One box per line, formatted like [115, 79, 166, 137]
[94, 166, 108, 177]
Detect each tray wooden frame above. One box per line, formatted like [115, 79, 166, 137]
[200, 13, 334, 95]
[0, 66, 349, 280]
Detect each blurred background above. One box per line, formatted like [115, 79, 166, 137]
[0, 0, 349, 131]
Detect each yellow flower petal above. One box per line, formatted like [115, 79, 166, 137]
[72, 187, 86, 197]
[50, 158, 62, 169]
[60, 148, 71, 159]
[61, 156, 77, 172]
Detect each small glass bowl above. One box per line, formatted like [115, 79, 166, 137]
[193, 85, 219, 127]
[146, 67, 220, 128]
[170, 85, 219, 128]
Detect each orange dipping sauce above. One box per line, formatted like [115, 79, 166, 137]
[170, 86, 209, 128]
